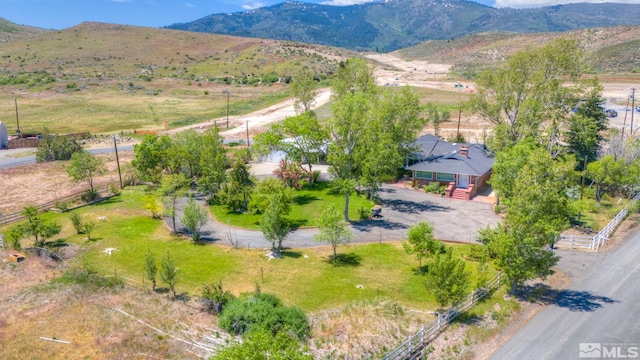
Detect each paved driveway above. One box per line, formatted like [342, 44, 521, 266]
[172, 183, 500, 249]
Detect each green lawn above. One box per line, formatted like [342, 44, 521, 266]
[211, 181, 376, 230]
[4, 186, 496, 312]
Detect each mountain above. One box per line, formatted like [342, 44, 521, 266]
[167, 0, 640, 52]
[0, 16, 48, 42]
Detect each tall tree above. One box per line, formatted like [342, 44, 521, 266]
[291, 68, 317, 114]
[328, 59, 424, 220]
[66, 150, 107, 196]
[567, 83, 608, 170]
[468, 38, 585, 151]
[315, 205, 353, 257]
[249, 177, 293, 215]
[173, 130, 202, 178]
[402, 221, 444, 271]
[160, 251, 178, 299]
[181, 196, 208, 242]
[35, 128, 83, 162]
[253, 112, 327, 185]
[132, 135, 176, 184]
[486, 143, 572, 293]
[219, 159, 254, 212]
[425, 249, 470, 309]
[198, 127, 228, 200]
[260, 194, 290, 256]
[159, 174, 190, 234]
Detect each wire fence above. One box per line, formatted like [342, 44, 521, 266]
[0, 185, 113, 227]
[382, 273, 502, 360]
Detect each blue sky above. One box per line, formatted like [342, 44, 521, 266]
[2, 0, 640, 30]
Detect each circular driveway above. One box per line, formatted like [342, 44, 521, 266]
[173, 183, 500, 249]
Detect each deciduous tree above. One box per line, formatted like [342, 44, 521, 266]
[315, 205, 352, 257]
[18, 206, 61, 248]
[160, 251, 178, 299]
[144, 249, 157, 290]
[219, 160, 254, 212]
[260, 194, 290, 256]
[159, 174, 189, 234]
[66, 150, 107, 196]
[181, 196, 208, 242]
[402, 221, 444, 271]
[425, 249, 470, 308]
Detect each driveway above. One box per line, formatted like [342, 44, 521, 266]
[171, 183, 500, 249]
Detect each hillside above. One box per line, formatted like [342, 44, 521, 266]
[395, 26, 640, 74]
[0, 22, 355, 134]
[0, 16, 48, 42]
[167, 0, 640, 52]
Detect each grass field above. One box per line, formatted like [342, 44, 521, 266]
[211, 181, 375, 230]
[3, 186, 496, 313]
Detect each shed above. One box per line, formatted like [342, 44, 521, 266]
[0, 121, 7, 149]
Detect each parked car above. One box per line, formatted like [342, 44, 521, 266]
[604, 109, 618, 118]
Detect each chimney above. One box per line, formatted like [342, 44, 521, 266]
[460, 145, 468, 158]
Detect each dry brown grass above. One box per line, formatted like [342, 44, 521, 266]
[0, 150, 134, 215]
[309, 299, 435, 358]
[0, 251, 228, 360]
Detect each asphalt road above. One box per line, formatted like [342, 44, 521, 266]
[171, 183, 501, 249]
[0, 145, 134, 169]
[490, 228, 640, 360]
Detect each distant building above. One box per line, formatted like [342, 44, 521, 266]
[0, 122, 8, 149]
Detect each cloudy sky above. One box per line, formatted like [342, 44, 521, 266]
[1, 0, 639, 30]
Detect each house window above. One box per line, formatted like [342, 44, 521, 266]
[436, 172, 455, 182]
[415, 171, 433, 179]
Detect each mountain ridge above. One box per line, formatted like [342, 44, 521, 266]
[167, 0, 640, 51]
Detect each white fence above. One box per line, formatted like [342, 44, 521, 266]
[382, 273, 502, 360]
[556, 192, 640, 251]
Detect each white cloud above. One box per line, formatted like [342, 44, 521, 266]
[242, 1, 266, 10]
[320, 0, 378, 5]
[495, 0, 640, 8]
[184, 2, 196, 8]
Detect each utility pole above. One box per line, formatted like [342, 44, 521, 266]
[14, 99, 20, 137]
[245, 120, 250, 148]
[456, 104, 462, 140]
[222, 89, 230, 128]
[113, 136, 123, 189]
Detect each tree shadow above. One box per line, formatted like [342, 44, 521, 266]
[515, 284, 617, 312]
[412, 264, 429, 275]
[293, 194, 320, 206]
[154, 287, 170, 294]
[45, 239, 69, 248]
[281, 250, 303, 259]
[351, 218, 408, 232]
[382, 198, 451, 214]
[287, 218, 309, 231]
[175, 292, 191, 302]
[325, 252, 361, 267]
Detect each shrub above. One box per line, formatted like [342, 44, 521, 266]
[201, 281, 235, 314]
[424, 182, 445, 195]
[219, 292, 310, 339]
[70, 212, 83, 234]
[81, 189, 99, 202]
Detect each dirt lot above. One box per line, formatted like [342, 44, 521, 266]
[0, 151, 134, 215]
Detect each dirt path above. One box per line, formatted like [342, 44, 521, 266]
[165, 88, 332, 141]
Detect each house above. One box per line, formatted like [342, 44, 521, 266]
[405, 134, 494, 200]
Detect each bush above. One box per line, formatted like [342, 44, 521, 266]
[81, 189, 99, 202]
[424, 182, 445, 195]
[358, 206, 371, 220]
[201, 281, 235, 314]
[219, 291, 310, 339]
[70, 212, 83, 234]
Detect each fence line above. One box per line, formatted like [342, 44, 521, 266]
[383, 273, 502, 360]
[556, 191, 640, 251]
[0, 185, 113, 227]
